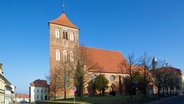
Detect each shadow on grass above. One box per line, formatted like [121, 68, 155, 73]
[36, 94, 176, 104]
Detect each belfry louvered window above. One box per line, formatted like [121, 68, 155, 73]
[63, 31, 68, 40]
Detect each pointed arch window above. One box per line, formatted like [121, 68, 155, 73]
[65, 71, 70, 87]
[63, 31, 68, 40]
[63, 50, 67, 62]
[56, 49, 60, 61]
[70, 51, 74, 62]
[55, 28, 60, 38]
[70, 32, 74, 41]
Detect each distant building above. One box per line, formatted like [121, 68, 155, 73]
[181, 72, 184, 92]
[16, 94, 29, 103]
[151, 65, 182, 94]
[0, 63, 16, 104]
[0, 63, 5, 103]
[29, 79, 49, 102]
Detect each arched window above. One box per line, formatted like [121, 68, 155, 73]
[63, 31, 68, 40]
[55, 28, 60, 38]
[70, 32, 74, 41]
[109, 86, 113, 92]
[56, 49, 60, 61]
[65, 71, 70, 87]
[63, 50, 67, 62]
[92, 75, 96, 83]
[70, 51, 74, 62]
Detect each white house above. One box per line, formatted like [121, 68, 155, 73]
[16, 94, 29, 103]
[29, 79, 49, 102]
[0, 63, 16, 104]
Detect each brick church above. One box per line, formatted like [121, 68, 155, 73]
[49, 11, 135, 98]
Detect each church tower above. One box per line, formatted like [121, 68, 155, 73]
[152, 57, 157, 70]
[49, 9, 79, 98]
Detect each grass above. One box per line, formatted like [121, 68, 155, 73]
[37, 94, 167, 104]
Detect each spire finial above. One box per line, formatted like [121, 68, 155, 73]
[62, 1, 65, 13]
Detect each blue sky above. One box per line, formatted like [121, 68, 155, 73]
[0, 0, 184, 94]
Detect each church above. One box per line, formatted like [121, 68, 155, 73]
[49, 10, 140, 98]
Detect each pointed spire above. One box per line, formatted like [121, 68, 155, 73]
[152, 57, 157, 70]
[49, 1, 78, 29]
[62, 1, 65, 13]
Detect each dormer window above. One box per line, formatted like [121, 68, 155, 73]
[55, 28, 60, 38]
[63, 31, 68, 40]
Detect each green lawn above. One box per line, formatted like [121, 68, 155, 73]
[38, 94, 160, 104]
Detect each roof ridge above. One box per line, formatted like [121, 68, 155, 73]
[82, 46, 122, 53]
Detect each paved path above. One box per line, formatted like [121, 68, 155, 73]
[147, 95, 184, 104]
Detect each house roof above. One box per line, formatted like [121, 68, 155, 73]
[30, 79, 48, 87]
[49, 13, 78, 29]
[16, 94, 29, 98]
[153, 67, 182, 75]
[82, 47, 128, 73]
[0, 74, 11, 85]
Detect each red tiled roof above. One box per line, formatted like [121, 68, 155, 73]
[50, 13, 78, 29]
[155, 67, 182, 75]
[30, 79, 48, 87]
[16, 94, 29, 98]
[82, 47, 128, 73]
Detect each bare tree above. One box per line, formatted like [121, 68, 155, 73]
[50, 62, 73, 100]
[119, 53, 139, 100]
[151, 60, 165, 99]
[139, 53, 152, 99]
[50, 67, 62, 99]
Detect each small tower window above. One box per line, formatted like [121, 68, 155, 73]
[70, 32, 74, 41]
[63, 50, 67, 62]
[70, 51, 74, 62]
[63, 31, 68, 40]
[56, 49, 60, 61]
[55, 28, 60, 38]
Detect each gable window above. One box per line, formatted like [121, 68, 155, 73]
[70, 32, 74, 41]
[55, 28, 60, 38]
[70, 51, 74, 62]
[63, 50, 67, 62]
[56, 49, 60, 61]
[63, 31, 68, 40]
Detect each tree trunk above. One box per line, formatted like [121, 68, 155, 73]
[162, 86, 164, 97]
[158, 84, 161, 100]
[64, 86, 66, 99]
